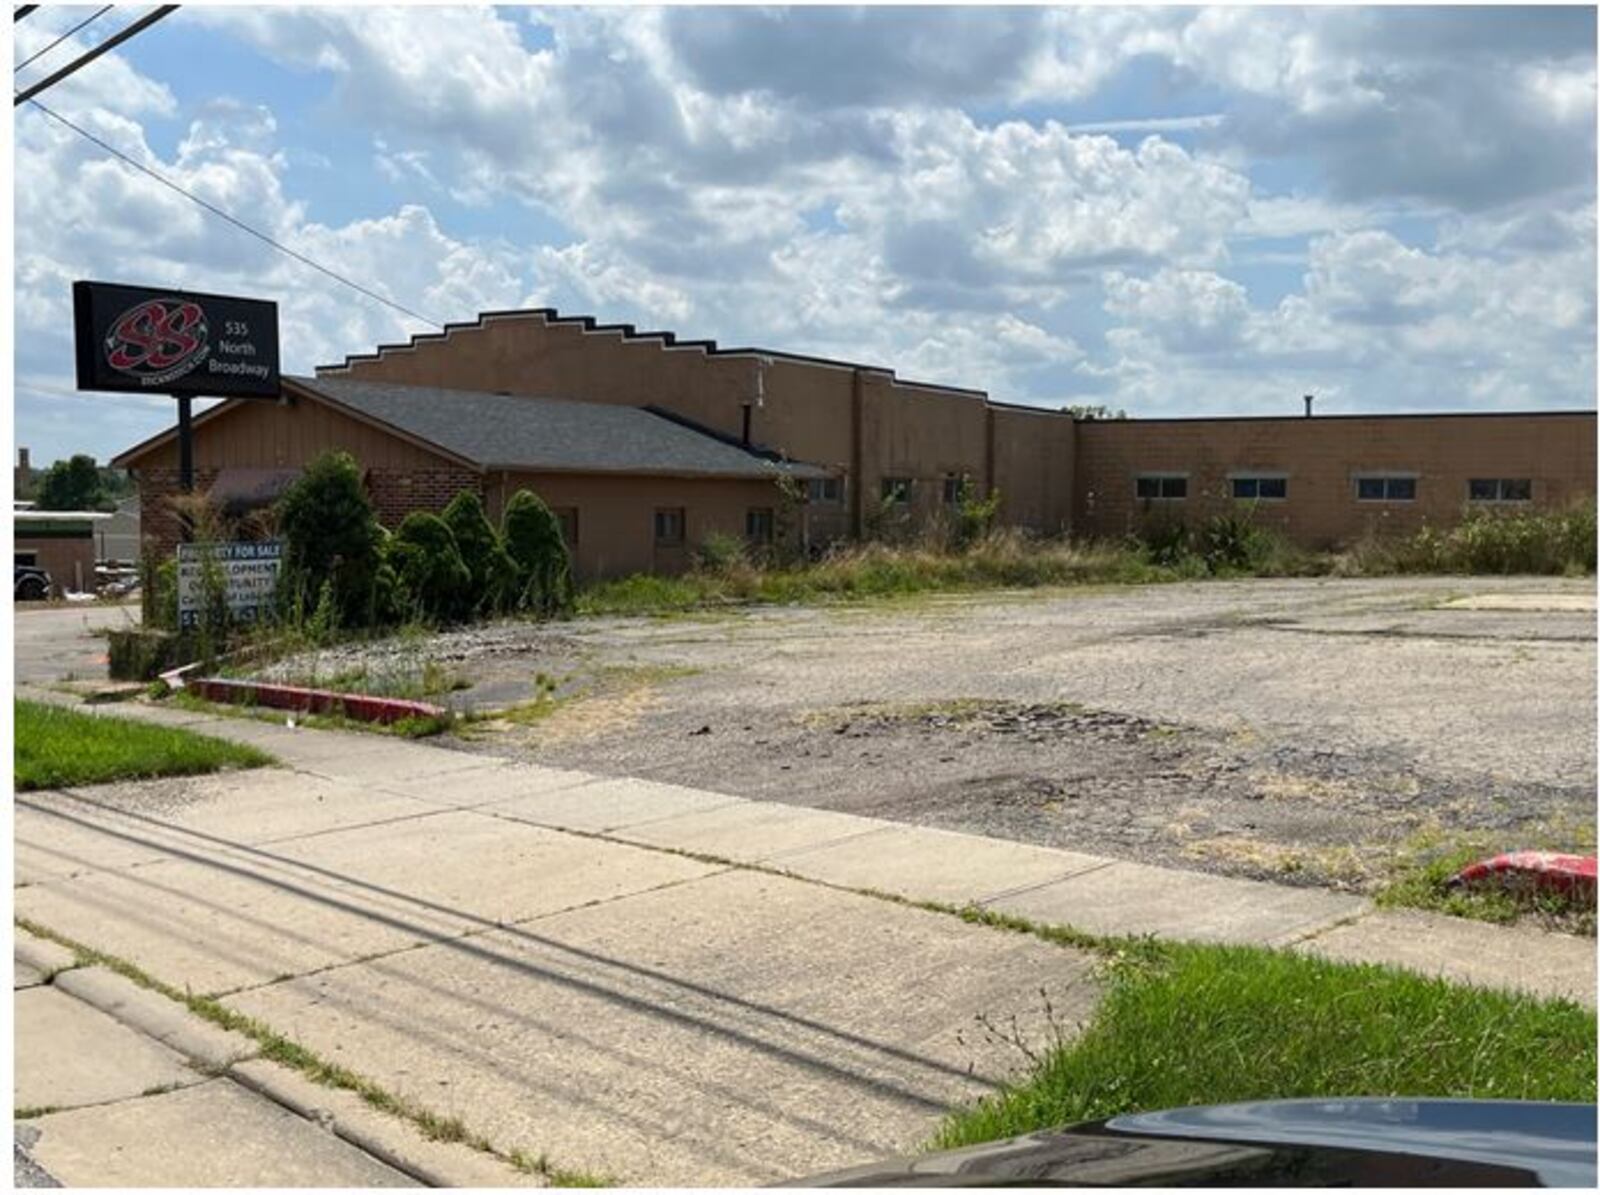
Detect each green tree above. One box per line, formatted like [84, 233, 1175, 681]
[1065, 404, 1128, 421]
[36, 454, 108, 511]
[274, 452, 385, 628]
[502, 489, 574, 617]
[387, 512, 472, 624]
[441, 489, 519, 616]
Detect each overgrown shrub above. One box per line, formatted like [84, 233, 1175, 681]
[442, 489, 519, 616]
[387, 512, 472, 623]
[951, 479, 1004, 550]
[502, 489, 575, 617]
[1342, 505, 1597, 576]
[274, 452, 385, 627]
[106, 628, 193, 681]
[695, 531, 749, 573]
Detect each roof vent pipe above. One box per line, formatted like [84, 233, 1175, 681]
[1304, 393, 1314, 418]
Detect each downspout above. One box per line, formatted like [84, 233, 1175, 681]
[984, 404, 996, 501]
[851, 367, 865, 539]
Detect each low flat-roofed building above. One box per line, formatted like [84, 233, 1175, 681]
[14, 510, 111, 595]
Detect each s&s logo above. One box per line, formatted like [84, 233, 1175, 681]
[103, 298, 211, 387]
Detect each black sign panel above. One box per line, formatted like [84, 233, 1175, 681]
[73, 280, 280, 398]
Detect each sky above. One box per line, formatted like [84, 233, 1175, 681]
[10, 3, 1598, 466]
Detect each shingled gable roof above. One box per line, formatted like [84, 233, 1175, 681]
[113, 376, 829, 481]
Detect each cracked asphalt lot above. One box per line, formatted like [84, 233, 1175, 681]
[275, 576, 1598, 893]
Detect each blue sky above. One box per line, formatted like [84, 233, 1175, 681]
[12, 5, 1597, 465]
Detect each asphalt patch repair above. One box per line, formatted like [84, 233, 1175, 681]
[508, 695, 1584, 898]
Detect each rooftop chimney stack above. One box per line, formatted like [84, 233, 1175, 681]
[1303, 394, 1314, 418]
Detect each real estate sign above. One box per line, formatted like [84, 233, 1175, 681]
[73, 280, 280, 398]
[177, 541, 283, 629]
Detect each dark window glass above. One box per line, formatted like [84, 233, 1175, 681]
[1468, 478, 1497, 501]
[1258, 477, 1288, 499]
[746, 508, 774, 543]
[15, 552, 37, 567]
[1160, 476, 1188, 499]
[881, 477, 912, 503]
[1357, 477, 1386, 501]
[943, 475, 965, 506]
[1232, 478, 1258, 499]
[1136, 476, 1161, 499]
[807, 477, 842, 504]
[1501, 478, 1532, 501]
[1386, 477, 1416, 501]
[654, 508, 685, 545]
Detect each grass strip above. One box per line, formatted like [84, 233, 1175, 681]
[14, 699, 274, 791]
[13, 918, 609, 1187]
[935, 939, 1597, 1150]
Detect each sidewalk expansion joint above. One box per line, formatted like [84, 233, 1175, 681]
[975, 859, 1121, 906]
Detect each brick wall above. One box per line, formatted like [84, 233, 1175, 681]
[1074, 412, 1597, 548]
[365, 467, 484, 528]
[136, 465, 483, 558]
[135, 467, 222, 558]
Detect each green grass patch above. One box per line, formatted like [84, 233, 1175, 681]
[936, 940, 1598, 1150]
[1376, 825, 1597, 936]
[577, 532, 1186, 617]
[14, 700, 274, 791]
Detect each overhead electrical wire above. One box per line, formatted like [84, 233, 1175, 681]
[15, 6, 40, 22]
[22, 97, 446, 331]
[15, 5, 115, 75]
[15, 4, 178, 105]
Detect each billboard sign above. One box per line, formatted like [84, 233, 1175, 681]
[73, 280, 280, 398]
[177, 541, 283, 628]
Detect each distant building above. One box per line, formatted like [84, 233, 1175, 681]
[113, 306, 1598, 570]
[95, 495, 142, 564]
[14, 510, 111, 596]
[15, 446, 33, 499]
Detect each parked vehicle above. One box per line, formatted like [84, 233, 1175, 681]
[789, 1099, 1597, 1187]
[15, 563, 52, 601]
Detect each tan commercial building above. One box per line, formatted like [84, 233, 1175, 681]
[115, 306, 1596, 574]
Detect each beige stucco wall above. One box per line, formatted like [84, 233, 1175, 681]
[1074, 412, 1598, 547]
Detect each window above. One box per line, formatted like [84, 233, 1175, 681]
[1355, 475, 1417, 502]
[654, 507, 685, 545]
[746, 507, 774, 544]
[14, 551, 37, 567]
[881, 477, 912, 504]
[1135, 474, 1187, 500]
[1231, 476, 1288, 500]
[943, 474, 967, 506]
[1469, 478, 1532, 503]
[807, 477, 842, 504]
[553, 507, 578, 547]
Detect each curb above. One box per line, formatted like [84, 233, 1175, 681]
[15, 931, 80, 980]
[52, 967, 260, 1073]
[186, 677, 444, 726]
[229, 1060, 546, 1188]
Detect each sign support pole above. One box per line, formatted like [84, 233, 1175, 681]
[176, 393, 194, 542]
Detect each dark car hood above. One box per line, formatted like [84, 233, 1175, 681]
[788, 1099, 1598, 1187]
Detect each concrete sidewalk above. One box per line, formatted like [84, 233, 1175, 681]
[15, 690, 1596, 1184]
[13, 931, 533, 1187]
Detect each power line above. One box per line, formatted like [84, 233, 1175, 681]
[15, 5, 177, 106]
[15, 6, 40, 22]
[23, 97, 445, 330]
[15, 5, 115, 75]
